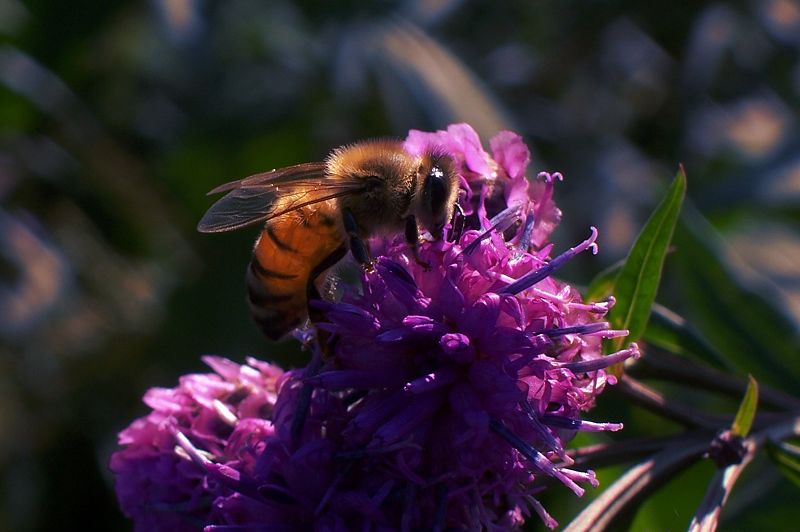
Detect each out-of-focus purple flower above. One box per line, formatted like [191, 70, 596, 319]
[109, 357, 284, 532]
[112, 123, 637, 531]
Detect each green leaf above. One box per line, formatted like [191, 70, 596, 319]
[766, 441, 800, 489]
[731, 375, 758, 437]
[642, 304, 728, 368]
[608, 167, 686, 350]
[673, 207, 800, 391]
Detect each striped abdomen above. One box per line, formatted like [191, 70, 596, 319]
[247, 204, 345, 339]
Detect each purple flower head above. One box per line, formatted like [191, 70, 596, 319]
[303, 125, 636, 528]
[109, 357, 284, 531]
[311, 240, 635, 528]
[112, 124, 636, 531]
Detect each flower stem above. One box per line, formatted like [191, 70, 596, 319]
[630, 349, 800, 411]
[616, 375, 727, 429]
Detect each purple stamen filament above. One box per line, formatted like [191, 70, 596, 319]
[545, 322, 609, 337]
[489, 419, 584, 496]
[463, 204, 522, 255]
[555, 343, 640, 373]
[499, 227, 598, 295]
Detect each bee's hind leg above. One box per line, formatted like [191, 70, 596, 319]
[405, 215, 430, 270]
[342, 208, 373, 270]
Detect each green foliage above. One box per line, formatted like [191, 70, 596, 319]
[731, 375, 758, 438]
[642, 304, 728, 368]
[674, 209, 800, 391]
[607, 168, 686, 351]
[585, 259, 622, 302]
[767, 441, 800, 490]
[2, 1, 800, 530]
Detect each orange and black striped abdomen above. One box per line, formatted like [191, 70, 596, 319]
[246, 204, 345, 339]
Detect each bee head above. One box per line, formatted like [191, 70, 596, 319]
[418, 153, 459, 239]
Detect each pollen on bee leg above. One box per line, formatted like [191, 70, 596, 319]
[360, 259, 377, 273]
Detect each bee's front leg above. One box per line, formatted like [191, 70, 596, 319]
[342, 208, 373, 270]
[448, 202, 466, 242]
[405, 215, 430, 270]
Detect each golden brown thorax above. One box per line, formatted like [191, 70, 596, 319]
[326, 140, 420, 235]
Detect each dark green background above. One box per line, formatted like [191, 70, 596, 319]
[1, 0, 799, 529]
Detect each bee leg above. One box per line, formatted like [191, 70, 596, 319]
[306, 243, 348, 321]
[292, 245, 347, 442]
[343, 208, 373, 270]
[448, 202, 466, 242]
[405, 215, 430, 270]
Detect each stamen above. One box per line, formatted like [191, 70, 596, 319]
[498, 227, 599, 295]
[522, 401, 568, 461]
[462, 204, 522, 255]
[342, 389, 368, 407]
[172, 430, 208, 466]
[568, 296, 616, 314]
[291, 341, 324, 440]
[540, 415, 624, 432]
[404, 367, 459, 394]
[173, 430, 272, 504]
[372, 479, 395, 507]
[544, 322, 610, 338]
[315, 464, 353, 515]
[525, 495, 559, 529]
[378, 258, 417, 287]
[213, 399, 239, 427]
[173, 444, 213, 463]
[554, 343, 640, 373]
[559, 468, 599, 488]
[513, 210, 536, 258]
[370, 395, 443, 448]
[489, 419, 584, 496]
[536, 171, 564, 182]
[484, 271, 520, 285]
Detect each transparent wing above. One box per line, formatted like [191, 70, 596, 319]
[197, 164, 367, 233]
[207, 162, 328, 194]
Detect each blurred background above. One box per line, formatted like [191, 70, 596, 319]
[1, 0, 799, 530]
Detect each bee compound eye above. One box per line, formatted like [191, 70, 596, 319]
[427, 167, 447, 211]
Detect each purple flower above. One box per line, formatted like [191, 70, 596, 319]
[109, 357, 284, 531]
[309, 233, 634, 529]
[111, 123, 637, 531]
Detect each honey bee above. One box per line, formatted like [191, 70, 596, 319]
[198, 139, 460, 340]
